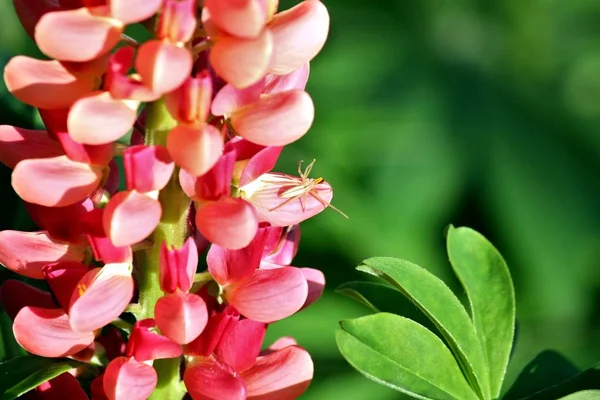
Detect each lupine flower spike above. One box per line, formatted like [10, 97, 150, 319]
[0, 0, 339, 398]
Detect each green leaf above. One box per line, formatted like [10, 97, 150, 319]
[0, 355, 89, 400]
[357, 257, 490, 399]
[502, 350, 580, 400]
[336, 313, 478, 400]
[558, 391, 600, 400]
[446, 226, 516, 398]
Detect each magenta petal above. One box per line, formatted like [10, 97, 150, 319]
[0, 280, 56, 320]
[34, 371, 88, 400]
[12, 155, 103, 207]
[104, 357, 157, 400]
[225, 267, 308, 323]
[124, 145, 174, 193]
[215, 318, 266, 373]
[0, 125, 63, 169]
[68, 263, 134, 332]
[207, 227, 267, 285]
[183, 356, 247, 400]
[13, 306, 95, 357]
[242, 345, 314, 400]
[300, 268, 325, 309]
[196, 198, 258, 250]
[155, 292, 209, 344]
[186, 306, 239, 357]
[0, 230, 85, 279]
[159, 237, 198, 293]
[127, 319, 183, 361]
[239, 146, 282, 186]
[183, 149, 236, 201]
[263, 224, 300, 266]
[12, 0, 60, 39]
[103, 191, 162, 247]
[42, 261, 88, 312]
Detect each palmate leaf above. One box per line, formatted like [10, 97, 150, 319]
[336, 313, 478, 400]
[357, 257, 491, 399]
[446, 226, 516, 398]
[0, 355, 89, 400]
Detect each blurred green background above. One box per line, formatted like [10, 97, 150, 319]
[1, 0, 600, 398]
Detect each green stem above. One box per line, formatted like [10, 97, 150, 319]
[139, 99, 190, 400]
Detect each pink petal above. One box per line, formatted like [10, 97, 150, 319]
[12, 0, 60, 39]
[0, 280, 56, 320]
[0, 230, 85, 279]
[215, 318, 266, 372]
[195, 198, 258, 250]
[35, 7, 122, 62]
[136, 40, 193, 95]
[239, 145, 282, 186]
[262, 63, 310, 93]
[206, 228, 267, 285]
[241, 173, 333, 226]
[103, 357, 157, 400]
[242, 345, 313, 399]
[103, 191, 162, 247]
[13, 306, 95, 357]
[183, 356, 247, 400]
[42, 261, 88, 312]
[124, 145, 174, 193]
[127, 319, 183, 361]
[159, 237, 198, 293]
[0, 125, 63, 169]
[264, 337, 297, 353]
[211, 81, 264, 116]
[68, 91, 139, 145]
[230, 90, 313, 146]
[105, 47, 160, 102]
[12, 155, 103, 207]
[262, 224, 300, 266]
[155, 292, 209, 344]
[180, 149, 235, 201]
[300, 267, 324, 309]
[26, 200, 92, 244]
[83, 208, 133, 264]
[39, 108, 114, 167]
[34, 372, 88, 400]
[167, 124, 223, 177]
[68, 263, 134, 332]
[225, 267, 308, 323]
[268, 0, 329, 74]
[109, 0, 162, 24]
[156, 0, 197, 43]
[4, 56, 97, 109]
[211, 30, 273, 89]
[186, 306, 239, 357]
[165, 71, 212, 125]
[91, 374, 108, 399]
[205, 0, 268, 38]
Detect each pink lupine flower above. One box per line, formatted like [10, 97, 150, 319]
[25, 372, 88, 400]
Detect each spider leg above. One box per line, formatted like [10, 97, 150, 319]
[309, 190, 349, 218]
[269, 195, 299, 212]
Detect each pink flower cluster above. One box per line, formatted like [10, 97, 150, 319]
[0, 0, 337, 398]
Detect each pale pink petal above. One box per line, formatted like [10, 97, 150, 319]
[242, 345, 313, 399]
[103, 191, 162, 247]
[230, 90, 313, 146]
[13, 306, 95, 357]
[0, 230, 85, 279]
[241, 173, 333, 226]
[13, 0, 60, 39]
[105, 47, 161, 102]
[183, 356, 247, 400]
[299, 268, 324, 309]
[127, 319, 183, 361]
[35, 8, 122, 62]
[155, 292, 208, 344]
[69, 263, 134, 332]
[263, 63, 310, 93]
[110, 0, 162, 24]
[68, 91, 139, 145]
[165, 71, 212, 124]
[239, 145, 282, 186]
[0, 280, 56, 320]
[211, 30, 273, 89]
[186, 306, 238, 357]
[206, 228, 267, 286]
[211, 80, 264, 116]
[4, 56, 96, 109]
[167, 124, 223, 177]
[34, 371, 88, 400]
[262, 224, 300, 265]
[42, 261, 88, 312]
[12, 155, 103, 207]
[0, 125, 63, 169]
[104, 357, 157, 400]
[127, 320, 182, 361]
[265, 337, 297, 353]
[205, 0, 268, 38]
[136, 40, 193, 95]
[196, 198, 258, 250]
[124, 145, 174, 193]
[159, 237, 198, 293]
[225, 267, 308, 322]
[157, 0, 197, 43]
[215, 318, 266, 373]
[268, 0, 329, 74]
